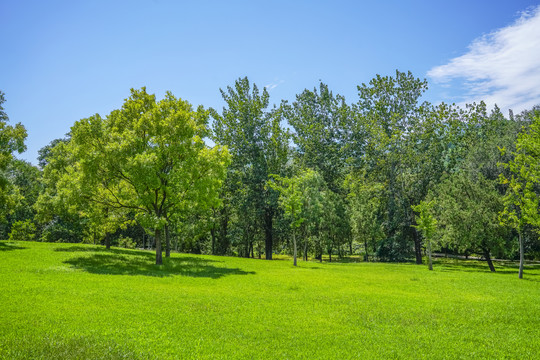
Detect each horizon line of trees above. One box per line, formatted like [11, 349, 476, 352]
[1, 70, 540, 278]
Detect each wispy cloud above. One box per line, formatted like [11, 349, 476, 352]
[427, 6, 540, 113]
[265, 79, 285, 91]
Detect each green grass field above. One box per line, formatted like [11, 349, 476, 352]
[0, 241, 539, 359]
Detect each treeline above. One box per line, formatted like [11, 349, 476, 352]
[1, 71, 540, 275]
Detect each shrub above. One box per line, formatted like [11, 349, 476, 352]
[8, 220, 36, 242]
[118, 236, 135, 249]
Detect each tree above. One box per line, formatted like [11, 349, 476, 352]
[286, 82, 356, 191]
[0, 160, 42, 239]
[412, 201, 437, 271]
[429, 173, 509, 272]
[8, 219, 36, 242]
[269, 169, 323, 266]
[210, 77, 289, 260]
[346, 173, 385, 261]
[0, 91, 27, 221]
[355, 71, 429, 263]
[319, 189, 349, 262]
[499, 113, 540, 278]
[69, 88, 230, 265]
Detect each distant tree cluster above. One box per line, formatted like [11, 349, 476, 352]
[1, 71, 539, 277]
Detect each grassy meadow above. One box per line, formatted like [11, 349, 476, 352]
[0, 241, 539, 359]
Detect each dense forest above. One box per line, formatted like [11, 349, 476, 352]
[2, 71, 540, 276]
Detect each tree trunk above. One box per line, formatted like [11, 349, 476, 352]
[303, 237, 308, 261]
[264, 210, 273, 260]
[293, 230, 297, 267]
[364, 238, 369, 262]
[483, 248, 496, 272]
[210, 225, 216, 255]
[412, 227, 422, 265]
[165, 224, 171, 258]
[155, 228, 163, 265]
[426, 237, 433, 271]
[518, 231, 524, 279]
[349, 239, 353, 256]
[105, 233, 111, 250]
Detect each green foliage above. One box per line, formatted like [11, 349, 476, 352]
[117, 236, 135, 249]
[432, 173, 509, 258]
[8, 220, 36, 241]
[67, 88, 229, 263]
[285, 82, 354, 190]
[499, 112, 540, 278]
[346, 173, 385, 260]
[1, 241, 539, 359]
[210, 77, 289, 259]
[0, 91, 27, 221]
[499, 113, 540, 230]
[268, 169, 325, 265]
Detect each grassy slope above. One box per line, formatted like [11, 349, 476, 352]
[0, 241, 539, 359]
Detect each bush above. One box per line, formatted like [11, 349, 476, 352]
[118, 236, 135, 249]
[8, 220, 36, 242]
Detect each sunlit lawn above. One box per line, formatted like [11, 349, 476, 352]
[0, 241, 539, 359]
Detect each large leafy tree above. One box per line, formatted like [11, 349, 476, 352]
[0, 160, 42, 239]
[355, 71, 428, 262]
[69, 88, 229, 265]
[286, 82, 356, 191]
[412, 200, 437, 271]
[429, 173, 509, 272]
[0, 91, 27, 221]
[499, 112, 540, 279]
[269, 169, 323, 266]
[346, 173, 385, 261]
[210, 77, 289, 260]
[35, 138, 93, 244]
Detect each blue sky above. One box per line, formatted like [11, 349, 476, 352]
[1, 0, 539, 164]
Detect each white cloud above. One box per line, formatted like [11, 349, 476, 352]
[427, 6, 540, 113]
[264, 79, 285, 91]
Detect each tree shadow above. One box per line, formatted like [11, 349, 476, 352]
[0, 242, 27, 251]
[437, 260, 540, 276]
[55, 245, 154, 258]
[60, 247, 255, 279]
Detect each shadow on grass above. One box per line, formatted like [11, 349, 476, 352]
[0, 242, 27, 251]
[55, 245, 151, 257]
[57, 246, 255, 279]
[437, 260, 540, 276]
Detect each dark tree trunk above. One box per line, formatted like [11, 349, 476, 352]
[426, 237, 433, 271]
[349, 240, 353, 256]
[483, 249, 496, 272]
[264, 209, 273, 260]
[293, 230, 297, 266]
[165, 224, 171, 258]
[105, 233, 111, 250]
[155, 228, 163, 265]
[364, 238, 369, 262]
[218, 206, 229, 255]
[210, 225, 216, 255]
[518, 232, 524, 279]
[243, 238, 250, 258]
[412, 227, 422, 265]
